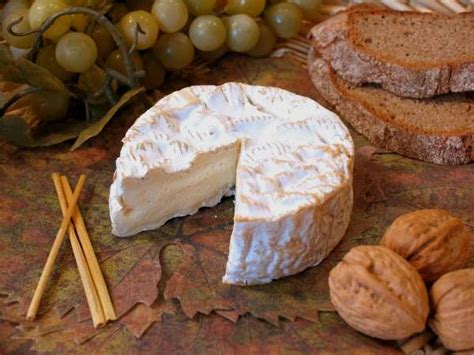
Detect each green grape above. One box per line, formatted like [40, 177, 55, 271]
[225, 0, 266, 17]
[189, 15, 226, 52]
[70, 13, 89, 32]
[35, 91, 70, 122]
[287, 0, 322, 21]
[28, 0, 71, 40]
[78, 65, 110, 103]
[3, 0, 30, 19]
[214, 0, 227, 12]
[118, 10, 159, 50]
[78, 65, 106, 93]
[142, 52, 166, 89]
[264, 3, 302, 39]
[106, 49, 144, 77]
[184, 0, 216, 16]
[151, 0, 188, 33]
[199, 43, 227, 59]
[223, 14, 259, 53]
[126, 0, 154, 11]
[152, 32, 194, 70]
[2, 9, 35, 49]
[40, 91, 70, 121]
[12, 90, 70, 122]
[56, 32, 97, 73]
[36, 45, 75, 81]
[62, 0, 87, 5]
[107, 3, 129, 23]
[91, 24, 116, 59]
[247, 23, 276, 57]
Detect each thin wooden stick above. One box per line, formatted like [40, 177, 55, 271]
[26, 174, 87, 321]
[61, 176, 117, 321]
[52, 174, 106, 328]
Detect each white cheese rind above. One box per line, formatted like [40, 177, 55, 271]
[224, 184, 352, 285]
[110, 82, 354, 285]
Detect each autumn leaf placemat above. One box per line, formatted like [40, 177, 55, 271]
[1, 52, 473, 353]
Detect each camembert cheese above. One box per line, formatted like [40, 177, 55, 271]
[110, 83, 354, 285]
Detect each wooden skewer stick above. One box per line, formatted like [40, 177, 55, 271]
[52, 174, 106, 328]
[26, 174, 87, 321]
[61, 176, 117, 321]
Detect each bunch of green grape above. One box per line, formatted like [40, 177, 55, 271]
[1, 0, 322, 121]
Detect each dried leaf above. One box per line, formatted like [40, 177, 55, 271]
[164, 221, 330, 324]
[14, 58, 65, 92]
[0, 115, 34, 146]
[33, 121, 88, 147]
[353, 146, 388, 210]
[0, 45, 14, 68]
[15, 310, 117, 353]
[120, 300, 177, 338]
[0, 64, 25, 84]
[215, 310, 240, 323]
[107, 251, 161, 318]
[59, 241, 162, 320]
[121, 311, 400, 354]
[70, 87, 144, 151]
[0, 53, 473, 354]
[0, 116, 86, 147]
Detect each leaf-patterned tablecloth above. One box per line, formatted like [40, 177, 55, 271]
[1, 54, 473, 354]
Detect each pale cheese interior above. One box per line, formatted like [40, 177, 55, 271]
[116, 144, 239, 236]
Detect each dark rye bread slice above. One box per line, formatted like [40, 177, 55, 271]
[308, 49, 473, 165]
[309, 7, 474, 99]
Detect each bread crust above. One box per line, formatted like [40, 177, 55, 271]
[309, 8, 474, 99]
[307, 49, 473, 165]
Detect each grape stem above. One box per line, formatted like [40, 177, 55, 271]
[7, 17, 41, 37]
[129, 23, 146, 55]
[103, 84, 117, 105]
[84, 98, 91, 122]
[8, 7, 140, 89]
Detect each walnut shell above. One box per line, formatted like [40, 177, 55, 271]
[430, 269, 474, 351]
[380, 209, 471, 282]
[329, 245, 429, 340]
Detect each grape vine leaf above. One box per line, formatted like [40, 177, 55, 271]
[70, 87, 144, 151]
[120, 300, 177, 338]
[0, 115, 87, 147]
[0, 53, 472, 354]
[15, 310, 402, 354]
[0, 44, 14, 68]
[15, 58, 66, 92]
[108, 311, 400, 354]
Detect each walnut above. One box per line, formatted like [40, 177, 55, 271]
[380, 209, 471, 282]
[329, 245, 429, 340]
[430, 269, 474, 351]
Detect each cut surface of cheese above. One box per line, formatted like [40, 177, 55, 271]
[110, 83, 354, 285]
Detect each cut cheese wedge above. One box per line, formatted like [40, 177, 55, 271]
[110, 83, 354, 285]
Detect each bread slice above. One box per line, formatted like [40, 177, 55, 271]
[308, 49, 473, 165]
[309, 7, 474, 99]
